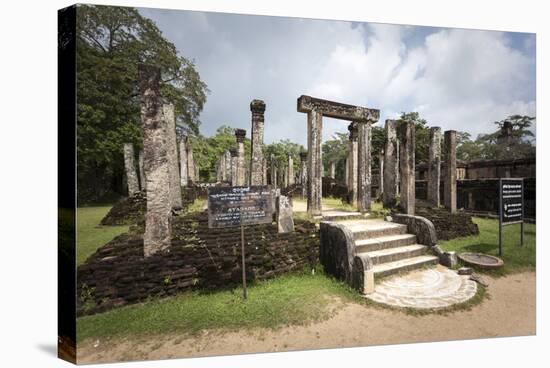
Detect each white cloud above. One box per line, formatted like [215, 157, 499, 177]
[140, 8, 536, 145]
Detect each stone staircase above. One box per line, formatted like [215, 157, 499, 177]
[326, 215, 438, 278]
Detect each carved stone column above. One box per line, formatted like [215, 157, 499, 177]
[357, 121, 373, 212]
[230, 148, 238, 186]
[428, 127, 442, 207]
[250, 100, 266, 185]
[398, 120, 415, 215]
[123, 143, 139, 195]
[139, 64, 171, 257]
[300, 151, 308, 197]
[444, 130, 457, 213]
[383, 119, 398, 207]
[163, 104, 182, 209]
[235, 129, 246, 186]
[307, 110, 323, 216]
[179, 137, 188, 186]
[287, 154, 294, 186]
[347, 122, 359, 206]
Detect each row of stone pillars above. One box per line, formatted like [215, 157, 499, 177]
[381, 119, 457, 215]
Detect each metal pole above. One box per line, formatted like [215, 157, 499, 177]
[241, 223, 247, 299]
[521, 178, 525, 247]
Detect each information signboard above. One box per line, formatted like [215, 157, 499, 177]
[498, 178, 524, 255]
[207, 186, 273, 228]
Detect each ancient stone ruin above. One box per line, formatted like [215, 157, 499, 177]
[250, 99, 266, 186]
[297, 95, 379, 215]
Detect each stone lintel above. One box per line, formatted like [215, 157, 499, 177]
[297, 95, 379, 123]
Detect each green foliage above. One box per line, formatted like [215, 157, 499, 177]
[440, 217, 536, 276]
[76, 4, 208, 202]
[265, 139, 305, 176]
[76, 268, 360, 341]
[457, 115, 536, 161]
[322, 132, 348, 180]
[398, 112, 430, 165]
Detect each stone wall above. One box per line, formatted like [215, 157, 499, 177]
[415, 178, 535, 220]
[78, 213, 319, 316]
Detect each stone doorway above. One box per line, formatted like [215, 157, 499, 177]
[297, 95, 380, 216]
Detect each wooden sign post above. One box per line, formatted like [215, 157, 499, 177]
[207, 186, 273, 299]
[498, 178, 524, 256]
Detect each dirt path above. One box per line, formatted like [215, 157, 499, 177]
[78, 272, 536, 364]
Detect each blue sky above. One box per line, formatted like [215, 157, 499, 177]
[139, 7, 536, 145]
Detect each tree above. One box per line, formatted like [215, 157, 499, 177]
[76, 4, 208, 202]
[399, 112, 430, 165]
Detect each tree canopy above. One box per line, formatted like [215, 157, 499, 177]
[76, 4, 208, 202]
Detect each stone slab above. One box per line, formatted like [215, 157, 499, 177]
[366, 265, 477, 309]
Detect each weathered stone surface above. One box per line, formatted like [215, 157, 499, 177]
[432, 245, 458, 268]
[329, 161, 336, 179]
[262, 156, 267, 185]
[428, 127, 442, 207]
[270, 154, 277, 188]
[230, 148, 238, 186]
[139, 64, 172, 257]
[187, 137, 196, 184]
[78, 212, 319, 315]
[250, 99, 266, 186]
[298, 95, 379, 123]
[276, 195, 294, 233]
[352, 254, 374, 294]
[392, 213, 437, 246]
[398, 120, 415, 215]
[444, 130, 457, 213]
[224, 150, 232, 182]
[415, 206, 479, 240]
[383, 120, 398, 207]
[287, 154, 294, 186]
[307, 110, 323, 215]
[138, 150, 146, 191]
[345, 157, 349, 186]
[347, 122, 359, 206]
[179, 137, 188, 186]
[123, 143, 140, 195]
[319, 221, 356, 283]
[163, 104, 183, 209]
[235, 128, 246, 186]
[378, 150, 384, 197]
[357, 121, 373, 212]
[300, 151, 308, 197]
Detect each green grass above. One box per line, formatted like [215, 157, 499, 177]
[77, 206, 129, 265]
[321, 196, 357, 211]
[76, 269, 360, 342]
[439, 217, 536, 276]
[185, 198, 206, 214]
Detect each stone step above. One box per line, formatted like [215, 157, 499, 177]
[337, 219, 408, 239]
[355, 234, 418, 253]
[322, 210, 367, 221]
[363, 244, 428, 265]
[373, 255, 439, 278]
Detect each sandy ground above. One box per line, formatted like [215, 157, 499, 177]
[78, 272, 536, 364]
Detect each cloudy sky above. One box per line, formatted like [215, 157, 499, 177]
[139, 7, 536, 146]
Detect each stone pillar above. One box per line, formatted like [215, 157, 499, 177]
[307, 110, 323, 216]
[347, 122, 359, 206]
[235, 129, 246, 186]
[187, 138, 196, 184]
[444, 130, 457, 213]
[378, 150, 384, 197]
[300, 151, 308, 197]
[383, 119, 398, 207]
[179, 137, 188, 187]
[216, 157, 223, 182]
[329, 161, 336, 179]
[287, 154, 295, 186]
[138, 64, 171, 257]
[250, 100, 266, 185]
[138, 150, 146, 191]
[357, 121, 373, 212]
[398, 120, 415, 215]
[282, 167, 288, 188]
[428, 127, 442, 207]
[262, 156, 268, 185]
[223, 150, 231, 183]
[163, 104, 183, 209]
[123, 143, 140, 195]
[230, 148, 238, 186]
[344, 157, 349, 186]
[270, 154, 277, 188]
